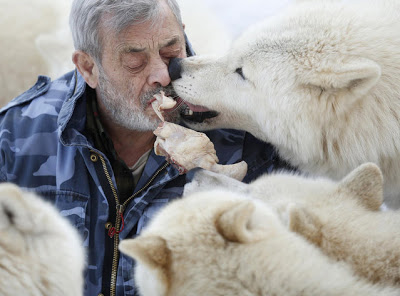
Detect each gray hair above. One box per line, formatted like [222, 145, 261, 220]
[69, 0, 183, 63]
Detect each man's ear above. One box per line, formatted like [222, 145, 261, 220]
[72, 50, 99, 88]
[302, 56, 381, 99]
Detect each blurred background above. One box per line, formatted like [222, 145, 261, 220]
[0, 0, 293, 107]
[180, 0, 293, 55]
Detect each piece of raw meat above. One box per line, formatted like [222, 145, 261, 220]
[151, 91, 177, 122]
[151, 91, 248, 180]
[153, 121, 248, 181]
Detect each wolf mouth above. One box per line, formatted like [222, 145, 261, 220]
[163, 87, 219, 123]
[181, 109, 219, 123]
[179, 101, 219, 123]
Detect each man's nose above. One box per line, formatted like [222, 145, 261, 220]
[148, 57, 172, 87]
[168, 57, 183, 81]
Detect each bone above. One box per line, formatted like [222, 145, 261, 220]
[151, 91, 177, 122]
[153, 121, 248, 181]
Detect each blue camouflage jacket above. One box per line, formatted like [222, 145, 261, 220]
[0, 70, 287, 296]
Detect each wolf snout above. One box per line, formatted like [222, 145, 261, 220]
[168, 57, 183, 81]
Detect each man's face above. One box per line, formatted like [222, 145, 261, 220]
[97, 3, 187, 131]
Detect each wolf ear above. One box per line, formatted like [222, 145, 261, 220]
[288, 204, 323, 246]
[304, 56, 381, 99]
[216, 201, 268, 243]
[337, 163, 384, 211]
[119, 235, 170, 275]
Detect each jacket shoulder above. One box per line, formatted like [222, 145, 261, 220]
[0, 71, 75, 114]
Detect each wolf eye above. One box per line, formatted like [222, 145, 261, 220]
[235, 68, 245, 79]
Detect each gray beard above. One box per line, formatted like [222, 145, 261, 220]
[97, 69, 179, 131]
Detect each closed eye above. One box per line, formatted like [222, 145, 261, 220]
[235, 68, 245, 80]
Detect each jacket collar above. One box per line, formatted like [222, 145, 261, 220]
[58, 69, 86, 131]
[58, 70, 89, 147]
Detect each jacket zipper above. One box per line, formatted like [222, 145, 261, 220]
[97, 152, 169, 296]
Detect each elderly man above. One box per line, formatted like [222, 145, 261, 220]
[0, 0, 288, 295]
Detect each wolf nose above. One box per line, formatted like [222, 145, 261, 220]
[168, 57, 183, 81]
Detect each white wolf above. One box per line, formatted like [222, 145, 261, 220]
[119, 187, 400, 296]
[0, 183, 84, 296]
[183, 163, 400, 287]
[169, 0, 400, 208]
[249, 162, 400, 286]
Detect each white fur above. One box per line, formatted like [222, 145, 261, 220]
[119, 188, 399, 296]
[172, 0, 400, 208]
[0, 0, 74, 106]
[248, 162, 400, 286]
[0, 183, 84, 296]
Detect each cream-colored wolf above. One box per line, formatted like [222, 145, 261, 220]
[0, 183, 84, 296]
[183, 162, 400, 287]
[119, 186, 399, 296]
[169, 0, 400, 208]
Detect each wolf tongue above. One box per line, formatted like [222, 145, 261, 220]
[184, 101, 211, 112]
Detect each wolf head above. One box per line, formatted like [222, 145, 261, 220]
[0, 183, 84, 296]
[119, 190, 285, 296]
[249, 162, 384, 224]
[171, 1, 400, 200]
